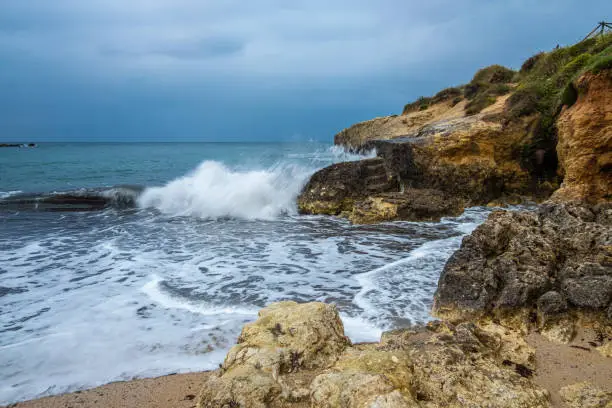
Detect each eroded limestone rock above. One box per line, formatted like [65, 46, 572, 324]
[197, 301, 349, 408]
[433, 203, 612, 332]
[552, 71, 612, 203]
[559, 382, 612, 408]
[297, 158, 398, 217]
[198, 302, 551, 408]
[299, 97, 556, 223]
[223, 301, 350, 373]
[349, 189, 464, 224]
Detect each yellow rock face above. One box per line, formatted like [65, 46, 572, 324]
[197, 301, 350, 408]
[224, 301, 350, 373]
[334, 99, 468, 150]
[552, 71, 612, 203]
[198, 302, 552, 408]
[597, 341, 612, 358]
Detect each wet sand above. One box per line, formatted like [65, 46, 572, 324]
[528, 327, 612, 407]
[5, 329, 611, 408]
[6, 372, 211, 408]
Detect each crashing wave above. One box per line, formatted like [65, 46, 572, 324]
[138, 160, 310, 220]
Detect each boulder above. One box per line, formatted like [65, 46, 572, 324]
[349, 189, 464, 224]
[433, 203, 612, 331]
[222, 301, 350, 373]
[297, 158, 398, 216]
[197, 301, 349, 408]
[397, 322, 550, 408]
[198, 366, 281, 408]
[310, 373, 417, 408]
[199, 302, 551, 408]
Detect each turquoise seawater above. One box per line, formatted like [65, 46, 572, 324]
[0, 142, 333, 194]
[0, 142, 491, 404]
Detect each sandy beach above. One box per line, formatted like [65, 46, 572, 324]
[6, 373, 211, 408]
[6, 324, 611, 408]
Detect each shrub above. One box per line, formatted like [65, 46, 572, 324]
[489, 83, 512, 96]
[504, 32, 612, 124]
[556, 54, 592, 86]
[472, 65, 516, 84]
[403, 96, 432, 114]
[450, 96, 463, 107]
[402, 86, 465, 114]
[520, 53, 544, 73]
[560, 83, 578, 107]
[463, 83, 481, 99]
[505, 84, 541, 119]
[432, 87, 463, 103]
[462, 65, 516, 115]
[465, 94, 497, 116]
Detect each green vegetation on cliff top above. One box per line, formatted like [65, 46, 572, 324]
[402, 32, 612, 119]
[505, 32, 612, 157]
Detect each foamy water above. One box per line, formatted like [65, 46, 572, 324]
[0, 143, 491, 405]
[138, 161, 309, 219]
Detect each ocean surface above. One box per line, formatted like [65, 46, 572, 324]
[0, 142, 492, 404]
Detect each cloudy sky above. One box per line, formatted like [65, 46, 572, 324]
[0, 0, 607, 142]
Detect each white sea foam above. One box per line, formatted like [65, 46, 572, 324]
[138, 161, 309, 220]
[287, 145, 376, 162]
[340, 314, 383, 343]
[0, 190, 22, 198]
[328, 145, 377, 161]
[352, 208, 490, 328]
[142, 276, 259, 317]
[1, 159, 494, 406]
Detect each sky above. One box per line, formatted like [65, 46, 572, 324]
[0, 1, 608, 142]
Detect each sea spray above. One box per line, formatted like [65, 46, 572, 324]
[138, 161, 311, 220]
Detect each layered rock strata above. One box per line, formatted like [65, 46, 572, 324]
[300, 65, 611, 223]
[552, 71, 612, 203]
[298, 96, 557, 223]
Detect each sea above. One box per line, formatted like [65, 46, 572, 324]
[0, 142, 493, 404]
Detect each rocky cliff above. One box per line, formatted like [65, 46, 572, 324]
[298, 35, 612, 223]
[552, 70, 612, 203]
[299, 95, 553, 222]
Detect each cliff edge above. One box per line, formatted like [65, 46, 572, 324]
[298, 34, 612, 223]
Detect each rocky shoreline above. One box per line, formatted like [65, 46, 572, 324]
[6, 34, 612, 408]
[188, 203, 610, 408]
[189, 37, 611, 407]
[298, 38, 611, 224]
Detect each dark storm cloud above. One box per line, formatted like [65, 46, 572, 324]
[0, 0, 608, 141]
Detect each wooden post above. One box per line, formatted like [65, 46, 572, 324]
[582, 22, 611, 42]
